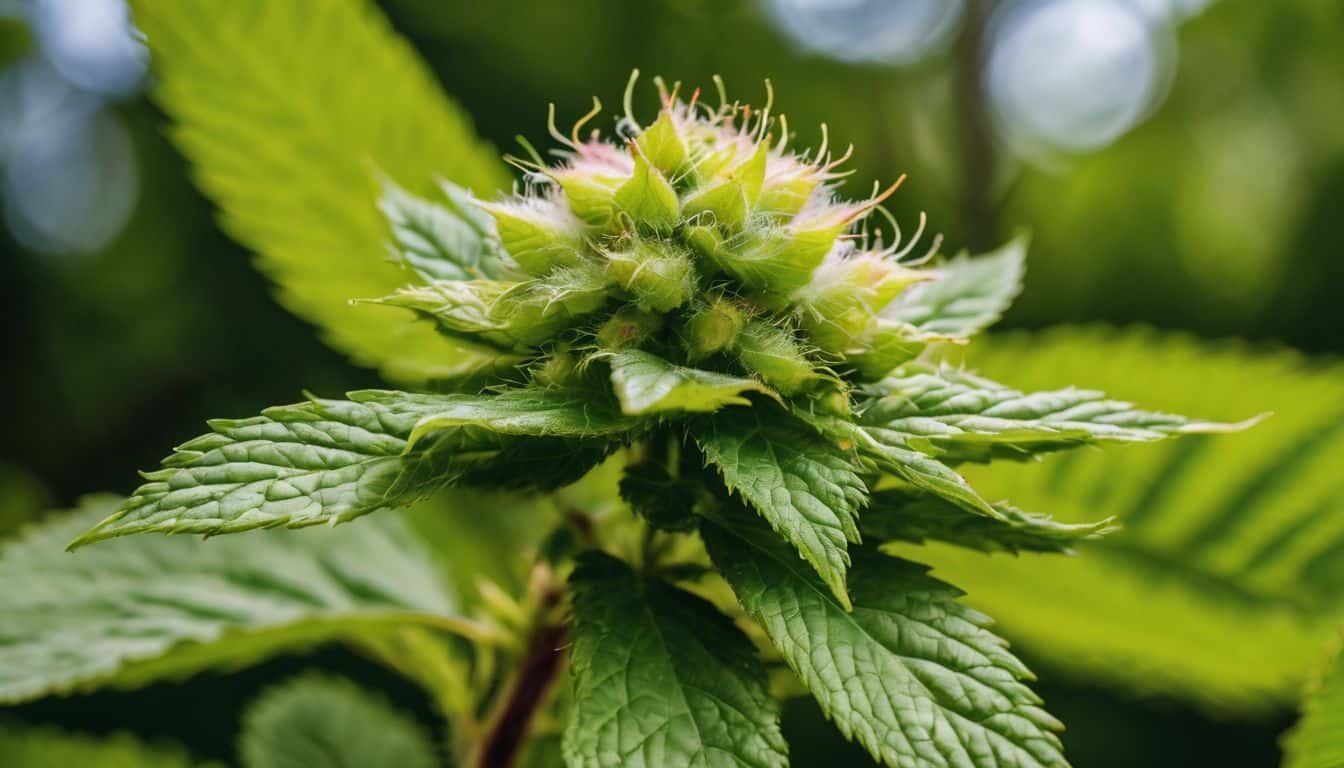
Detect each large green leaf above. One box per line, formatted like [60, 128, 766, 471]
[861, 363, 1247, 464]
[883, 236, 1026, 338]
[71, 393, 458, 546]
[240, 675, 439, 768]
[131, 0, 511, 384]
[564, 552, 788, 768]
[606, 349, 774, 416]
[0, 722, 216, 768]
[902, 327, 1344, 712]
[1283, 640, 1344, 768]
[1, 496, 463, 703]
[72, 389, 628, 546]
[695, 410, 867, 608]
[703, 514, 1066, 768]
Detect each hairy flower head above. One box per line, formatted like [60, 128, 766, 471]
[376, 73, 946, 413]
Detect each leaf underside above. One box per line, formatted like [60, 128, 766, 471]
[0, 496, 458, 704]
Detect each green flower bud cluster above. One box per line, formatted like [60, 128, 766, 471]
[386, 75, 946, 407]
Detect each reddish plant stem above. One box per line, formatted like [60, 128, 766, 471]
[470, 566, 568, 768]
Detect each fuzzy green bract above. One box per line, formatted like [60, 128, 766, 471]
[62, 70, 1256, 768]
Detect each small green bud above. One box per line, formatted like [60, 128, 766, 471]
[636, 111, 688, 177]
[732, 319, 818, 395]
[613, 154, 680, 232]
[532, 343, 580, 387]
[722, 220, 842, 298]
[597, 306, 664, 349]
[811, 380, 853, 417]
[681, 179, 748, 230]
[604, 239, 696, 312]
[756, 168, 820, 218]
[844, 318, 933, 380]
[681, 294, 746, 360]
[797, 251, 930, 353]
[476, 198, 584, 275]
[737, 140, 770, 205]
[556, 167, 624, 226]
[684, 223, 723, 260]
[493, 264, 609, 345]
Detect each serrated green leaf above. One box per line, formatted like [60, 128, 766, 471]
[564, 552, 788, 768]
[695, 409, 867, 608]
[405, 388, 633, 448]
[73, 388, 629, 546]
[905, 327, 1344, 712]
[380, 179, 508, 282]
[131, 0, 510, 384]
[864, 490, 1116, 554]
[619, 460, 699, 531]
[792, 407, 1000, 522]
[240, 674, 438, 768]
[883, 236, 1026, 338]
[606, 349, 775, 416]
[71, 393, 465, 546]
[0, 722, 217, 768]
[1, 497, 463, 704]
[458, 438, 621, 493]
[860, 363, 1251, 464]
[703, 514, 1067, 768]
[1283, 640, 1344, 768]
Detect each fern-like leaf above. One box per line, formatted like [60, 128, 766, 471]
[900, 327, 1344, 712]
[130, 0, 511, 383]
[0, 497, 463, 703]
[860, 363, 1251, 464]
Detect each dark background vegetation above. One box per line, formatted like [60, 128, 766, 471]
[2, 0, 1340, 765]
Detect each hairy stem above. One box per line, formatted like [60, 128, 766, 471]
[469, 564, 568, 768]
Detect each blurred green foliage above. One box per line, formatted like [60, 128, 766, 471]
[2, 0, 1343, 766]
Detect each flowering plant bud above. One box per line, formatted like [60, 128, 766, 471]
[635, 110, 688, 177]
[374, 73, 949, 395]
[681, 294, 746, 360]
[614, 155, 680, 232]
[797, 249, 930, 353]
[475, 196, 585, 275]
[597, 306, 664, 350]
[731, 319, 821, 395]
[604, 238, 696, 312]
